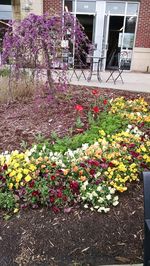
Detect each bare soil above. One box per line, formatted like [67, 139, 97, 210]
[0, 85, 149, 266]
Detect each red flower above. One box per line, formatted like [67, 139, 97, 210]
[51, 175, 56, 181]
[32, 190, 40, 197]
[108, 162, 115, 168]
[57, 190, 63, 198]
[128, 143, 135, 148]
[29, 180, 35, 188]
[103, 99, 108, 105]
[75, 105, 83, 111]
[70, 181, 79, 193]
[3, 164, 7, 171]
[52, 206, 60, 213]
[50, 196, 55, 203]
[92, 106, 100, 113]
[63, 195, 68, 201]
[89, 169, 95, 175]
[92, 89, 99, 96]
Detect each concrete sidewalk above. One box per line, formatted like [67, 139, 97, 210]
[69, 70, 150, 93]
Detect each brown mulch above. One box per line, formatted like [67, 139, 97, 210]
[0, 85, 149, 266]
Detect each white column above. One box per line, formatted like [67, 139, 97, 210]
[94, 1, 106, 58]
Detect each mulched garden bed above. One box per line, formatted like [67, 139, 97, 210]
[0, 85, 149, 266]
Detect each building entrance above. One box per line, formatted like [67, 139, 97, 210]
[102, 1, 139, 71]
[76, 14, 94, 42]
[106, 16, 124, 68]
[76, 14, 94, 64]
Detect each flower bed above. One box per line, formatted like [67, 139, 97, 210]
[0, 95, 150, 214]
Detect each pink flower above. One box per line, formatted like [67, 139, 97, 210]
[75, 105, 83, 111]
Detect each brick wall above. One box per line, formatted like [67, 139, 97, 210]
[135, 0, 150, 48]
[43, 0, 62, 16]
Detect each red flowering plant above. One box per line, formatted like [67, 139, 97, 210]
[75, 104, 84, 130]
[91, 89, 99, 106]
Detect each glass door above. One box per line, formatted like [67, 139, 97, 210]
[104, 1, 139, 70]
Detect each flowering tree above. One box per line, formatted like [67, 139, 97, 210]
[2, 12, 90, 100]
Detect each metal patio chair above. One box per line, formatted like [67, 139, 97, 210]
[106, 51, 128, 84]
[70, 55, 88, 81]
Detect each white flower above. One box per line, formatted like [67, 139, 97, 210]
[82, 143, 89, 150]
[84, 181, 89, 187]
[92, 191, 98, 197]
[84, 204, 88, 209]
[113, 196, 119, 201]
[90, 207, 94, 211]
[98, 197, 104, 203]
[96, 185, 102, 192]
[104, 207, 110, 213]
[109, 188, 115, 194]
[113, 201, 119, 206]
[128, 125, 132, 129]
[106, 194, 111, 201]
[95, 172, 101, 179]
[94, 206, 100, 209]
[98, 207, 105, 212]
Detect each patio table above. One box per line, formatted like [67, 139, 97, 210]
[87, 56, 105, 82]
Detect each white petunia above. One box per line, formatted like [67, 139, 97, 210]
[106, 194, 111, 201]
[113, 201, 119, 206]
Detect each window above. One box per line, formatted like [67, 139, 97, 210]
[127, 3, 138, 16]
[106, 2, 126, 14]
[76, 1, 96, 13]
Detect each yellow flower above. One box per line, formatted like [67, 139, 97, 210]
[29, 164, 36, 171]
[9, 170, 16, 177]
[23, 169, 29, 175]
[130, 163, 136, 169]
[140, 145, 147, 152]
[118, 163, 127, 172]
[99, 130, 106, 136]
[14, 208, 19, 213]
[9, 183, 13, 190]
[16, 173, 23, 183]
[25, 175, 32, 182]
[13, 163, 19, 169]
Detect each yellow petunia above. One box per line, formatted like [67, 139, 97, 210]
[9, 170, 16, 177]
[9, 183, 13, 190]
[25, 175, 32, 182]
[23, 169, 29, 175]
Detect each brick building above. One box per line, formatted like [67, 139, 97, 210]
[0, 0, 150, 72]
